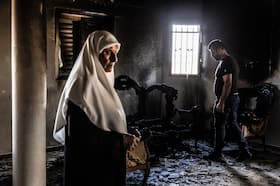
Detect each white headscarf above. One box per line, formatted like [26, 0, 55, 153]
[53, 30, 127, 144]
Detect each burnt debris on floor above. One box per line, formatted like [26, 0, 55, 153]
[126, 141, 280, 186]
[1, 140, 280, 186]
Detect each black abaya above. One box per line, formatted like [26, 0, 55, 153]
[64, 101, 126, 186]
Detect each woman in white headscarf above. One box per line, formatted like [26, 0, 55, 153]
[53, 30, 140, 186]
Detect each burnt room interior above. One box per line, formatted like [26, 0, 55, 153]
[1, 0, 280, 185]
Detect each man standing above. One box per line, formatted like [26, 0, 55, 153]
[206, 39, 252, 162]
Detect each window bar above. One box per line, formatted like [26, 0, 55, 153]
[183, 27, 187, 75]
[187, 26, 190, 75]
[191, 26, 195, 74]
[175, 25, 178, 74]
[195, 33, 199, 74]
[172, 25, 175, 74]
[179, 25, 183, 74]
[177, 25, 181, 74]
[172, 26, 175, 74]
[185, 29, 189, 76]
[188, 25, 191, 74]
[195, 26, 200, 74]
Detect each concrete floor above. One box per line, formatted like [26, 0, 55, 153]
[1, 140, 280, 186]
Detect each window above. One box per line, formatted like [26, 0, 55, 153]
[55, 9, 114, 80]
[171, 24, 200, 75]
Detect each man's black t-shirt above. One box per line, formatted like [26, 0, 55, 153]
[214, 55, 239, 99]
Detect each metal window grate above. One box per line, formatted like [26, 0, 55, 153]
[171, 24, 200, 75]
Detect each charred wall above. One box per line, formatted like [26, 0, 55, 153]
[1, 0, 280, 154]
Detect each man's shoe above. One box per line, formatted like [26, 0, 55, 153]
[204, 153, 226, 163]
[237, 150, 252, 162]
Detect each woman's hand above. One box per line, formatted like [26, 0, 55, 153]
[123, 134, 141, 151]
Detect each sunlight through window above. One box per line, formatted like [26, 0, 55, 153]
[171, 24, 200, 75]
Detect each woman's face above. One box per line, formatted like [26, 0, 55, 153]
[99, 45, 119, 72]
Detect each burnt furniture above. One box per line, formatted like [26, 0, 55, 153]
[238, 83, 278, 150]
[115, 75, 178, 126]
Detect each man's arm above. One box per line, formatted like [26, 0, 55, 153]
[216, 73, 232, 113]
